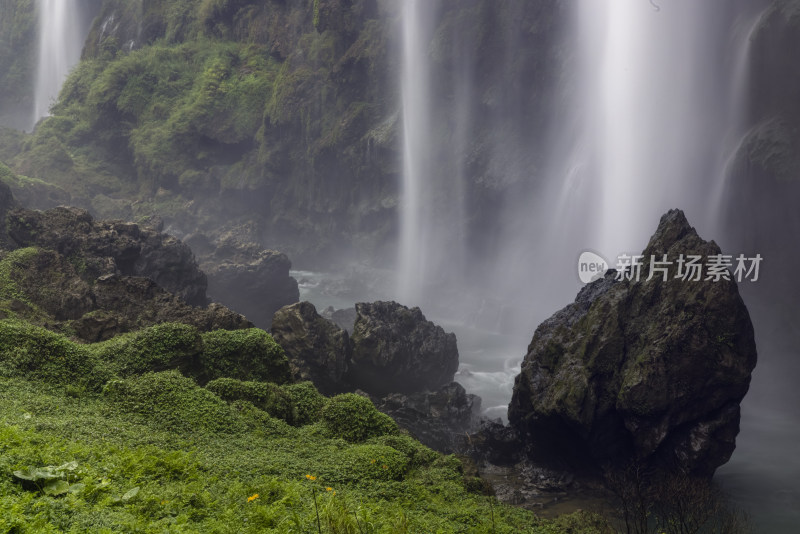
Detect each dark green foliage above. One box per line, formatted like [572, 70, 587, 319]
[0, 319, 110, 390]
[320, 392, 399, 443]
[282, 381, 327, 426]
[366, 433, 439, 468]
[92, 322, 203, 377]
[200, 328, 291, 384]
[206, 377, 293, 422]
[103, 370, 242, 434]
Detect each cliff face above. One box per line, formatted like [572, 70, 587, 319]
[0, 0, 566, 267]
[0, 0, 37, 129]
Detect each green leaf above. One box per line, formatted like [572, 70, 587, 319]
[12, 468, 36, 481]
[121, 486, 140, 502]
[68, 483, 86, 494]
[43, 480, 70, 496]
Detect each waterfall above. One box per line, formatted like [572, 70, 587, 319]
[31, 0, 87, 129]
[573, 0, 737, 261]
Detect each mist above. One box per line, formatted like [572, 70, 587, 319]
[1, 0, 799, 529]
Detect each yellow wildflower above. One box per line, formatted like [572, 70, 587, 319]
[247, 493, 259, 502]
[305, 474, 317, 481]
[370, 459, 376, 464]
[326, 487, 333, 492]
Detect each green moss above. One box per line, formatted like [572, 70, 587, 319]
[206, 377, 293, 422]
[0, 247, 41, 304]
[321, 393, 399, 443]
[282, 381, 327, 426]
[0, 319, 111, 390]
[366, 433, 439, 469]
[103, 370, 242, 434]
[92, 322, 203, 377]
[200, 328, 291, 384]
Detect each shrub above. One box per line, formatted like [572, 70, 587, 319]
[366, 434, 439, 468]
[0, 319, 110, 390]
[200, 328, 291, 384]
[206, 377, 292, 422]
[92, 322, 202, 376]
[281, 381, 327, 426]
[102, 370, 242, 434]
[320, 393, 398, 443]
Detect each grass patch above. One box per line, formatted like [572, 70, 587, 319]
[0, 322, 611, 532]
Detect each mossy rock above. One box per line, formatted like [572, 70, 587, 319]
[102, 370, 243, 434]
[366, 433, 439, 469]
[199, 328, 291, 384]
[321, 392, 399, 443]
[206, 377, 293, 422]
[282, 381, 327, 426]
[91, 322, 203, 377]
[0, 319, 111, 390]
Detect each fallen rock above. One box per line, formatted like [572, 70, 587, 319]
[373, 382, 481, 452]
[349, 301, 459, 396]
[270, 301, 350, 395]
[508, 209, 757, 476]
[188, 233, 299, 328]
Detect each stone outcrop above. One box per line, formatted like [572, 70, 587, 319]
[7, 206, 208, 306]
[508, 210, 757, 476]
[0, 204, 250, 341]
[373, 382, 481, 453]
[271, 300, 476, 451]
[349, 301, 460, 396]
[270, 301, 350, 395]
[186, 233, 299, 329]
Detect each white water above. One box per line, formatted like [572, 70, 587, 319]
[31, 0, 87, 129]
[397, 0, 432, 305]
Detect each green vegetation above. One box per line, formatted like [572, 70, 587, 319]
[200, 328, 291, 384]
[0, 318, 612, 532]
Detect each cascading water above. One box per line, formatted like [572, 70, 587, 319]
[397, 0, 432, 306]
[31, 0, 87, 130]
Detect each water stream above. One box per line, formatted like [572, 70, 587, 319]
[31, 0, 90, 130]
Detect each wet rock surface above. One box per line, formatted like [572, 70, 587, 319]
[186, 233, 299, 329]
[270, 301, 350, 395]
[508, 210, 757, 476]
[349, 301, 460, 396]
[372, 382, 481, 453]
[0, 204, 250, 341]
[272, 300, 477, 451]
[7, 206, 208, 306]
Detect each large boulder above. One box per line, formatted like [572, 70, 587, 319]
[508, 210, 757, 476]
[349, 301, 459, 396]
[373, 382, 481, 453]
[7, 207, 208, 306]
[187, 233, 299, 329]
[270, 301, 351, 395]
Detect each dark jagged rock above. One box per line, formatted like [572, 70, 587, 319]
[373, 382, 481, 453]
[349, 301, 459, 396]
[7, 206, 208, 306]
[508, 210, 757, 477]
[468, 419, 525, 467]
[270, 301, 350, 395]
[187, 233, 299, 329]
[0, 247, 250, 342]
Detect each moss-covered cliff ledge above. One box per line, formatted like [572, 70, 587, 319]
[1, 0, 565, 267]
